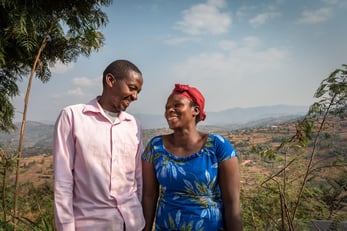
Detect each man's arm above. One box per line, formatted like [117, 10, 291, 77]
[53, 109, 75, 231]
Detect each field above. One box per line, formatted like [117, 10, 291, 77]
[2, 116, 346, 230]
[11, 117, 347, 190]
[18, 155, 53, 187]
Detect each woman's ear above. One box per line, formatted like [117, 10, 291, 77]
[193, 106, 200, 116]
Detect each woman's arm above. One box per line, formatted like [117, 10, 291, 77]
[219, 157, 242, 231]
[142, 160, 159, 231]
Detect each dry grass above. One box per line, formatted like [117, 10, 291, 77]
[16, 155, 53, 187]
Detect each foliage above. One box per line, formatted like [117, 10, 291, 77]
[17, 181, 54, 230]
[0, 181, 54, 231]
[310, 64, 347, 119]
[0, 78, 16, 132]
[0, 144, 17, 230]
[0, 0, 111, 131]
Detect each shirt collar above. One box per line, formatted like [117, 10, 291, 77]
[83, 97, 133, 121]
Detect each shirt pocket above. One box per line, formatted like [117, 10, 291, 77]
[116, 143, 138, 178]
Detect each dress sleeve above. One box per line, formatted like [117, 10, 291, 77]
[53, 108, 75, 231]
[213, 134, 238, 163]
[141, 136, 161, 164]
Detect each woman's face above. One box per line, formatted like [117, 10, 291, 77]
[165, 94, 197, 129]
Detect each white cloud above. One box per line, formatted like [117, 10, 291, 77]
[72, 77, 99, 87]
[242, 36, 261, 48]
[172, 37, 288, 84]
[163, 36, 200, 45]
[297, 7, 333, 24]
[175, 0, 231, 35]
[67, 87, 84, 96]
[322, 0, 339, 5]
[53, 76, 100, 99]
[168, 41, 289, 111]
[249, 12, 281, 27]
[218, 40, 238, 51]
[236, 5, 256, 18]
[50, 61, 74, 74]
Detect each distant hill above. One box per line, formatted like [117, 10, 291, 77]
[0, 121, 54, 149]
[0, 105, 308, 152]
[136, 104, 308, 129]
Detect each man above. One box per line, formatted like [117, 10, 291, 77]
[54, 60, 145, 231]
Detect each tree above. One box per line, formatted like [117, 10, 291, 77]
[242, 64, 347, 230]
[0, 0, 112, 229]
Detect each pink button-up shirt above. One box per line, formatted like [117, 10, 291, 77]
[53, 98, 145, 231]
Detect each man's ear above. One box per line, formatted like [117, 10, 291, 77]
[105, 74, 115, 87]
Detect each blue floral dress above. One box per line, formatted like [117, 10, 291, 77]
[142, 133, 238, 231]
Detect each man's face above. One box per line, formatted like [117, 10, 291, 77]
[107, 70, 143, 112]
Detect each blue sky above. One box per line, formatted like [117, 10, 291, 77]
[12, 0, 347, 124]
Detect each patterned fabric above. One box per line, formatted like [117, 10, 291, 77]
[142, 134, 238, 231]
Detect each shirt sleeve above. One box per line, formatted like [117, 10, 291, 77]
[135, 120, 144, 201]
[213, 134, 238, 163]
[53, 108, 75, 231]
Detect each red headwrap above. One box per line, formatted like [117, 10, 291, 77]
[172, 83, 206, 121]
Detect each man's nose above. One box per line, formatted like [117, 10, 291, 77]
[131, 92, 138, 101]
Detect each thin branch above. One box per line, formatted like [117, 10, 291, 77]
[12, 18, 59, 229]
[261, 157, 297, 186]
[291, 93, 337, 221]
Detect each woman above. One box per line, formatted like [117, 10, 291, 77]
[142, 84, 242, 231]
